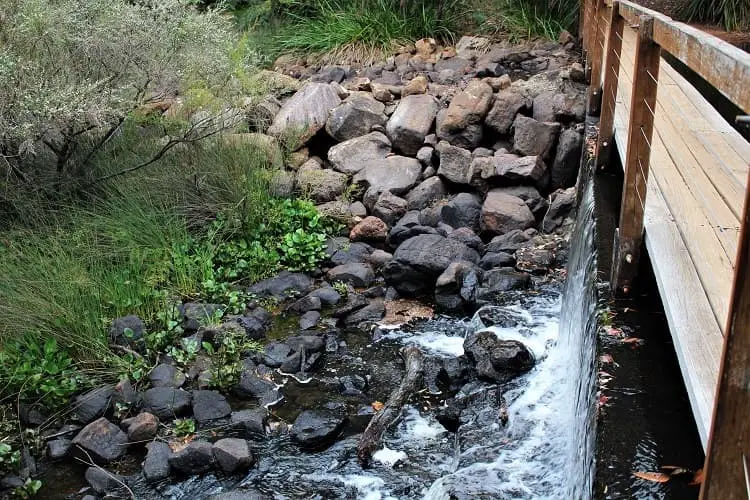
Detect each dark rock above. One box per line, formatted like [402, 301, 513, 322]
[485, 229, 533, 253]
[386, 94, 439, 155]
[388, 224, 439, 247]
[121, 412, 158, 442]
[143, 441, 171, 482]
[326, 93, 387, 142]
[435, 261, 483, 312]
[368, 249, 394, 268]
[476, 306, 529, 328]
[72, 417, 128, 463]
[551, 129, 583, 190]
[513, 116, 560, 160]
[231, 409, 267, 436]
[327, 241, 373, 266]
[327, 263, 375, 288]
[492, 186, 548, 220]
[328, 131, 391, 175]
[212, 438, 254, 473]
[310, 66, 347, 83]
[247, 271, 313, 299]
[71, 386, 114, 424]
[288, 295, 322, 314]
[448, 227, 483, 251]
[340, 375, 367, 396]
[47, 439, 71, 460]
[423, 355, 475, 395]
[192, 390, 232, 424]
[543, 187, 576, 233]
[480, 189, 536, 235]
[1, 476, 24, 490]
[532, 90, 585, 124]
[353, 156, 422, 196]
[286, 335, 326, 353]
[485, 91, 528, 135]
[372, 191, 408, 226]
[148, 364, 186, 388]
[479, 251, 516, 270]
[463, 331, 535, 383]
[238, 307, 272, 340]
[516, 247, 555, 274]
[18, 404, 47, 427]
[343, 298, 386, 326]
[84, 466, 124, 495]
[299, 311, 321, 330]
[435, 57, 471, 74]
[307, 287, 342, 306]
[440, 193, 483, 232]
[181, 303, 224, 331]
[143, 388, 192, 420]
[168, 440, 216, 474]
[234, 372, 277, 402]
[477, 268, 531, 301]
[261, 343, 292, 367]
[208, 490, 267, 500]
[475, 155, 549, 188]
[291, 410, 347, 450]
[383, 234, 480, 295]
[333, 292, 369, 317]
[406, 177, 447, 210]
[268, 82, 341, 142]
[109, 315, 145, 346]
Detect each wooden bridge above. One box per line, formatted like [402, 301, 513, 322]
[579, 0, 750, 496]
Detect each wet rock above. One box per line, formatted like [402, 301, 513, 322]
[291, 410, 347, 450]
[354, 155, 422, 196]
[268, 82, 341, 142]
[149, 363, 186, 388]
[121, 412, 158, 442]
[543, 187, 576, 232]
[516, 247, 555, 274]
[477, 268, 531, 301]
[479, 251, 516, 270]
[169, 440, 216, 474]
[372, 191, 408, 226]
[440, 193, 483, 232]
[476, 306, 528, 328]
[485, 91, 528, 136]
[288, 295, 322, 314]
[47, 438, 71, 460]
[551, 128, 583, 190]
[485, 228, 533, 253]
[328, 131, 391, 175]
[234, 371, 277, 401]
[192, 390, 232, 424]
[325, 93, 387, 141]
[143, 388, 192, 420]
[463, 331, 535, 383]
[435, 261, 483, 312]
[84, 466, 124, 495]
[231, 409, 267, 437]
[143, 441, 171, 482]
[333, 292, 369, 317]
[247, 271, 313, 299]
[424, 355, 476, 395]
[296, 162, 349, 203]
[238, 307, 272, 340]
[343, 297, 386, 326]
[109, 315, 145, 347]
[480, 190, 536, 235]
[383, 234, 480, 295]
[386, 94, 439, 155]
[436, 80, 493, 149]
[340, 375, 367, 396]
[72, 417, 128, 463]
[406, 177, 447, 210]
[436, 142, 473, 185]
[307, 287, 342, 306]
[212, 438, 255, 473]
[299, 311, 321, 330]
[286, 335, 326, 354]
[208, 490, 267, 500]
[513, 115, 561, 160]
[327, 263, 375, 287]
[71, 385, 114, 424]
[349, 216, 387, 243]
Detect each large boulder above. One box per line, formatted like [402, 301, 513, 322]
[473, 155, 548, 189]
[327, 263, 375, 288]
[291, 410, 347, 450]
[212, 438, 255, 473]
[192, 390, 232, 424]
[463, 331, 534, 383]
[296, 160, 349, 203]
[247, 271, 313, 299]
[386, 94, 439, 155]
[143, 388, 192, 420]
[551, 129, 583, 190]
[436, 80, 493, 149]
[325, 93, 387, 141]
[437, 142, 473, 185]
[383, 234, 480, 295]
[406, 177, 448, 210]
[169, 441, 216, 475]
[143, 441, 171, 482]
[439, 193, 483, 231]
[513, 116, 560, 160]
[71, 418, 128, 463]
[480, 189, 536, 235]
[353, 156, 421, 196]
[268, 83, 341, 142]
[71, 386, 114, 424]
[542, 187, 577, 232]
[328, 132, 391, 174]
[532, 90, 586, 123]
[485, 91, 528, 135]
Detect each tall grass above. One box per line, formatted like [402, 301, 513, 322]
[683, 0, 750, 31]
[480, 0, 579, 41]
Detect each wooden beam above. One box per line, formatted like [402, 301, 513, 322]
[611, 15, 660, 295]
[606, 0, 750, 113]
[587, 0, 608, 115]
[700, 170, 750, 499]
[595, 2, 624, 169]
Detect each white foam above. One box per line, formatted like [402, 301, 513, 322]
[372, 446, 408, 467]
[380, 330, 465, 357]
[306, 473, 397, 500]
[400, 406, 447, 441]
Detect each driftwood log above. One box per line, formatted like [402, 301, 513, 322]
[357, 346, 424, 467]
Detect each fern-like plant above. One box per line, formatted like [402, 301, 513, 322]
[683, 0, 750, 31]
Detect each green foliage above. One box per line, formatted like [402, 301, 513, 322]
[480, 0, 579, 40]
[173, 418, 196, 437]
[280, 229, 327, 271]
[0, 442, 21, 474]
[683, 0, 750, 31]
[12, 478, 43, 499]
[202, 329, 263, 389]
[332, 281, 349, 299]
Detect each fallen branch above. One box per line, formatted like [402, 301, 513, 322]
[357, 346, 423, 468]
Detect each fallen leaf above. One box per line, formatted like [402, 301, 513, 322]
[598, 394, 610, 407]
[372, 401, 385, 411]
[689, 468, 704, 486]
[604, 326, 624, 337]
[600, 354, 614, 364]
[633, 471, 671, 483]
[622, 337, 645, 345]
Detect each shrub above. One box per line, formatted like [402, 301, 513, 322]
[478, 0, 579, 40]
[682, 0, 750, 31]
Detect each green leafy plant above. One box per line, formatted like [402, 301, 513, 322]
[173, 418, 196, 437]
[12, 478, 42, 499]
[168, 338, 201, 367]
[202, 330, 262, 390]
[332, 281, 349, 299]
[279, 229, 327, 271]
[0, 443, 21, 474]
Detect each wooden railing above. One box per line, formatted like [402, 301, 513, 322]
[579, 0, 750, 496]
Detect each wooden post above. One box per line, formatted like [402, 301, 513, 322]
[611, 16, 660, 295]
[595, 1, 624, 169]
[587, 0, 607, 115]
[701, 170, 750, 499]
